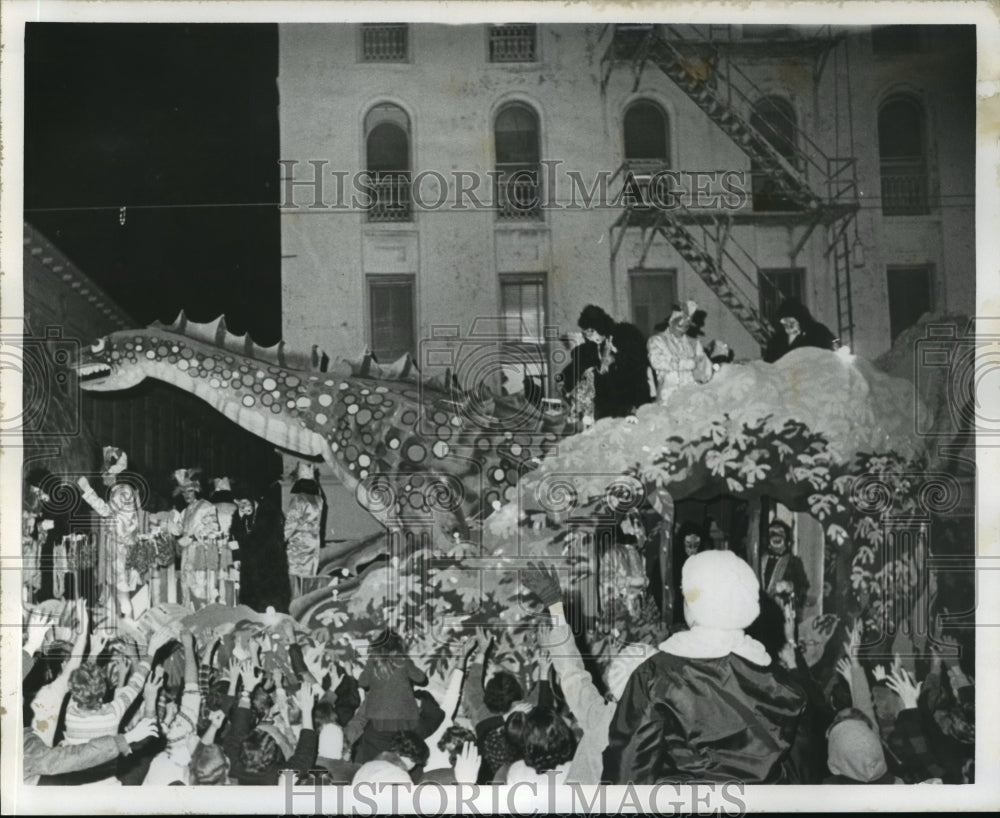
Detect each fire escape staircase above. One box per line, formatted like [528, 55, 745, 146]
[603, 24, 860, 347]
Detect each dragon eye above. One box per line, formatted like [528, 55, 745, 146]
[91, 338, 106, 353]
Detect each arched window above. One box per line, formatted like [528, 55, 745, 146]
[750, 96, 799, 212]
[365, 104, 411, 222]
[623, 100, 670, 171]
[494, 103, 541, 221]
[878, 94, 929, 215]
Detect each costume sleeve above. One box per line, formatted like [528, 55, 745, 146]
[180, 683, 202, 725]
[406, 658, 428, 687]
[647, 334, 671, 374]
[343, 699, 368, 748]
[223, 703, 254, 776]
[559, 342, 599, 396]
[849, 661, 878, 732]
[763, 332, 785, 364]
[790, 557, 810, 605]
[79, 487, 113, 518]
[23, 731, 127, 780]
[543, 610, 609, 734]
[111, 659, 152, 722]
[693, 340, 713, 384]
[461, 661, 490, 726]
[285, 728, 318, 775]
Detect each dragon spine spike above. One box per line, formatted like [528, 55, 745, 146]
[144, 312, 318, 371]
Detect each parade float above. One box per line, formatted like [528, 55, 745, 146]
[74, 314, 975, 685]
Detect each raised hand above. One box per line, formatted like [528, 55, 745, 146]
[123, 717, 160, 744]
[475, 627, 492, 657]
[147, 626, 175, 659]
[239, 660, 262, 693]
[453, 741, 481, 784]
[872, 664, 888, 683]
[227, 657, 241, 685]
[946, 664, 972, 693]
[90, 630, 111, 659]
[24, 606, 57, 654]
[885, 666, 922, 710]
[295, 682, 318, 716]
[843, 619, 862, 659]
[521, 563, 563, 607]
[144, 665, 165, 701]
[207, 709, 226, 730]
[835, 657, 854, 688]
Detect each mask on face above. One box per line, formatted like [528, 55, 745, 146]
[768, 529, 788, 554]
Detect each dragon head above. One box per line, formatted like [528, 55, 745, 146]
[74, 331, 150, 391]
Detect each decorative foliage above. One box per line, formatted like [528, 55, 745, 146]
[312, 410, 932, 686]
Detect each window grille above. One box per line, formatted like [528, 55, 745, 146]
[361, 24, 408, 62]
[489, 24, 537, 62]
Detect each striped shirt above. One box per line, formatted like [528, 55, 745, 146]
[62, 659, 151, 745]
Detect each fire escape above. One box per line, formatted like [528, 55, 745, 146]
[602, 24, 859, 348]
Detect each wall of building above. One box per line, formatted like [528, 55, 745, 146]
[278, 23, 975, 372]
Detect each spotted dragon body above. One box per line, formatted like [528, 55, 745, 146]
[74, 314, 568, 545]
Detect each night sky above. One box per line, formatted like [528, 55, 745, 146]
[24, 24, 281, 344]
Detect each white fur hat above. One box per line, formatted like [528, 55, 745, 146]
[682, 549, 760, 631]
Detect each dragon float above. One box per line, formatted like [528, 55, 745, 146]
[75, 314, 958, 681]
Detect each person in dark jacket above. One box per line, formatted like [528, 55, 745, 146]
[763, 299, 836, 363]
[556, 334, 600, 427]
[603, 550, 806, 784]
[576, 305, 653, 420]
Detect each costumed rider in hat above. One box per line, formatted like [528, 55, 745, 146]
[168, 468, 222, 610]
[210, 477, 239, 602]
[648, 301, 714, 405]
[77, 446, 142, 621]
[285, 462, 325, 595]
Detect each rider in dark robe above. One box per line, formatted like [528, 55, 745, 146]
[576, 305, 654, 420]
[229, 487, 292, 614]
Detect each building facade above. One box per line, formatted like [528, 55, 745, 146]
[278, 23, 975, 384]
[277, 23, 976, 566]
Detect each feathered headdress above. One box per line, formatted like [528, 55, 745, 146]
[172, 468, 202, 496]
[102, 446, 128, 476]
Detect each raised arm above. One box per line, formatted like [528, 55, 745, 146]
[522, 564, 609, 731]
[460, 629, 492, 726]
[835, 620, 877, 730]
[76, 477, 113, 517]
[425, 640, 475, 751]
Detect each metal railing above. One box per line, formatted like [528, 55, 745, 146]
[367, 173, 413, 222]
[361, 24, 409, 62]
[495, 165, 542, 220]
[610, 162, 774, 336]
[489, 24, 537, 62]
[880, 160, 930, 215]
[618, 25, 858, 211]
